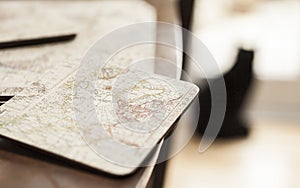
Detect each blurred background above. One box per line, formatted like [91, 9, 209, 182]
[0, 0, 299, 187]
[164, 0, 300, 187]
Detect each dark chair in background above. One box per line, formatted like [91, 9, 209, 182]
[197, 49, 255, 138]
[150, 1, 255, 187]
[178, 0, 255, 139]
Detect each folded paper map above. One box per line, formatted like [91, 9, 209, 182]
[0, 1, 199, 175]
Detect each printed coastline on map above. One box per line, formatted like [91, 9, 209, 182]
[0, 1, 199, 175]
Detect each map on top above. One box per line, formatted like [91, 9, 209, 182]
[0, 1, 199, 175]
[0, 66, 198, 175]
